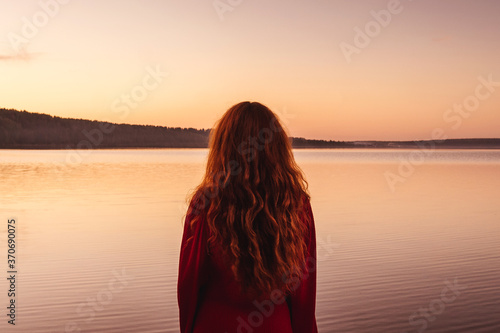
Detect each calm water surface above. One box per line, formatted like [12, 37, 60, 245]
[1, 149, 499, 333]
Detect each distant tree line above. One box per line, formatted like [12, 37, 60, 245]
[0, 108, 351, 149]
[0, 108, 210, 149]
[1, 108, 499, 149]
[290, 137, 356, 148]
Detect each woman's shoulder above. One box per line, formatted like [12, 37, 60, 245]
[187, 191, 209, 216]
[300, 195, 314, 228]
[301, 195, 312, 213]
[182, 192, 210, 237]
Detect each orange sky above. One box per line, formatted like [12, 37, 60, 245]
[1, 0, 499, 141]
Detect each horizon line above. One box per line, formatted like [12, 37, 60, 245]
[2, 107, 499, 143]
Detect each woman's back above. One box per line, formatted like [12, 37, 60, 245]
[177, 102, 318, 333]
[179, 197, 317, 332]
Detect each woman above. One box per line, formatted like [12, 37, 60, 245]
[178, 101, 318, 333]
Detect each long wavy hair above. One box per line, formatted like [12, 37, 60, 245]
[188, 101, 310, 297]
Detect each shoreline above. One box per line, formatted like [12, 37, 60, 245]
[2, 145, 500, 150]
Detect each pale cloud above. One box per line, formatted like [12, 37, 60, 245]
[0, 49, 40, 61]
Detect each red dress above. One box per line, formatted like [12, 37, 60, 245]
[178, 198, 318, 333]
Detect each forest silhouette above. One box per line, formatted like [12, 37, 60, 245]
[1, 108, 499, 149]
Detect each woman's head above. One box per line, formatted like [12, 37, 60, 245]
[208, 101, 290, 174]
[190, 101, 310, 296]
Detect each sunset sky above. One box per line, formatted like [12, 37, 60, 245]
[1, 0, 499, 141]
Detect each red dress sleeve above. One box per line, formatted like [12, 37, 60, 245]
[288, 199, 319, 333]
[177, 204, 209, 333]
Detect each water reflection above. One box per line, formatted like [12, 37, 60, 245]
[0, 149, 499, 332]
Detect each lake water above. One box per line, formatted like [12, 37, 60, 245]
[1, 149, 499, 333]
